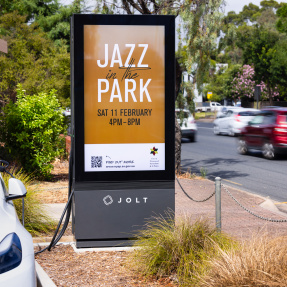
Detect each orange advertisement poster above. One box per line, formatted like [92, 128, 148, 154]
[84, 25, 166, 172]
[84, 25, 165, 144]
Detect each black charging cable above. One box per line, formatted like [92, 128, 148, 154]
[35, 141, 74, 255]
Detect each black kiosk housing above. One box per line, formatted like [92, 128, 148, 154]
[71, 14, 175, 248]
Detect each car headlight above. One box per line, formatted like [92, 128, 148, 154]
[0, 233, 22, 274]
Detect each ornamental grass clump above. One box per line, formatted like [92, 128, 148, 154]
[200, 235, 287, 287]
[2, 168, 56, 236]
[127, 213, 235, 286]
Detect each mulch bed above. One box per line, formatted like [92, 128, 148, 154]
[35, 160, 176, 286]
[35, 245, 175, 287]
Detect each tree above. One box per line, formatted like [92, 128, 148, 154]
[231, 65, 279, 103]
[180, 0, 223, 93]
[231, 65, 255, 100]
[0, 0, 60, 22]
[0, 12, 70, 107]
[276, 3, 287, 33]
[35, 0, 85, 48]
[237, 26, 282, 104]
[93, 0, 224, 172]
[202, 64, 245, 104]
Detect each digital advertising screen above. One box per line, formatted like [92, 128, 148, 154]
[72, 15, 175, 181]
[84, 25, 165, 172]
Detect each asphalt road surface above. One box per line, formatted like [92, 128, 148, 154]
[181, 121, 287, 202]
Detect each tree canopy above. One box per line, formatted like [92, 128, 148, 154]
[208, 0, 287, 104]
[0, 11, 70, 107]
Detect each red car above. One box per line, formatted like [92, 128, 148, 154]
[238, 107, 287, 159]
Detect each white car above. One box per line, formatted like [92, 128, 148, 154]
[0, 161, 36, 287]
[195, 102, 222, 113]
[176, 109, 197, 142]
[213, 108, 258, 136]
[63, 107, 71, 117]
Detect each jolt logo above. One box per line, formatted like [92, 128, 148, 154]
[103, 195, 113, 206]
[103, 195, 148, 205]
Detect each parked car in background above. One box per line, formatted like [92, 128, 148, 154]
[63, 107, 71, 117]
[0, 161, 36, 287]
[238, 107, 287, 159]
[195, 102, 222, 113]
[214, 108, 258, 136]
[175, 109, 197, 142]
[216, 106, 241, 118]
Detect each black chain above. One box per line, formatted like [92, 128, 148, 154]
[176, 176, 215, 202]
[222, 184, 287, 223]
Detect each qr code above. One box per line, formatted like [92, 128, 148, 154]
[91, 156, 102, 168]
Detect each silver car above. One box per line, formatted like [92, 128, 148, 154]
[214, 108, 258, 136]
[176, 109, 197, 142]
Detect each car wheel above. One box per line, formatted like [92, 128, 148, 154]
[238, 139, 248, 155]
[262, 142, 276, 160]
[189, 134, 196, 142]
[214, 125, 220, 135]
[228, 126, 235, 137]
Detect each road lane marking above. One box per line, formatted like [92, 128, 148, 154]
[222, 179, 242, 186]
[275, 202, 287, 205]
[209, 175, 242, 186]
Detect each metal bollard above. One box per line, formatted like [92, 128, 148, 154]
[215, 177, 221, 232]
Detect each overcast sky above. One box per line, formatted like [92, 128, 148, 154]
[61, 0, 287, 14]
[225, 0, 287, 14]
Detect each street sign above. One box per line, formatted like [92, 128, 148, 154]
[207, 92, 212, 100]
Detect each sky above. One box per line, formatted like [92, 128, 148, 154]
[225, 0, 287, 13]
[60, 0, 287, 14]
[61, 0, 287, 14]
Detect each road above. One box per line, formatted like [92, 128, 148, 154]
[181, 121, 287, 202]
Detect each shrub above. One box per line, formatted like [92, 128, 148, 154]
[127, 213, 235, 286]
[0, 86, 66, 178]
[201, 235, 287, 287]
[2, 168, 56, 236]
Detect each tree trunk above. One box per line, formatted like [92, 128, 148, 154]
[175, 116, 182, 173]
[175, 58, 183, 173]
[268, 84, 273, 106]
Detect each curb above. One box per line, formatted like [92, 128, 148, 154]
[36, 260, 57, 287]
[33, 235, 74, 244]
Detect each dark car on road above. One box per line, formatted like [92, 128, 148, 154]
[238, 107, 287, 159]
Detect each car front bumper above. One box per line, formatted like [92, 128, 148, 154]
[181, 129, 196, 139]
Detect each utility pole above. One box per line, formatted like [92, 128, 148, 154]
[255, 85, 261, 109]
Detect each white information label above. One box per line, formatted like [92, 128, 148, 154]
[85, 143, 165, 172]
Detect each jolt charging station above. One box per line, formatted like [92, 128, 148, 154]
[71, 14, 175, 248]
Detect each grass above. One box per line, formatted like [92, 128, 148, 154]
[200, 167, 208, 178]
[176, 168, 197, 179]
[127, 213, 235, 286]
[2, 168, 56, 236]
[200, 235, 287, 286]
[176, 168, 207, 180]
[194, 111, 216, 120]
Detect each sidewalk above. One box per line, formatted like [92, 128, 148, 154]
[36, 177, 287, 244]
[175, 178, 287, 239]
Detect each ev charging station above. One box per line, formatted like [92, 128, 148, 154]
[71, 14, 175, 248]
